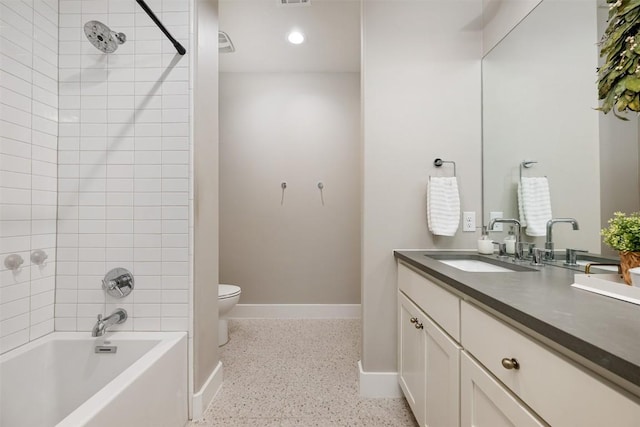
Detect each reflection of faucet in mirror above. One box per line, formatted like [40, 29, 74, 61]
[489, 219, 523, 260]
[481, 0, 640, 255]
[545, 218, 579, 261]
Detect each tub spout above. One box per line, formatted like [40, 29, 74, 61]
[92, 308, 127, 337]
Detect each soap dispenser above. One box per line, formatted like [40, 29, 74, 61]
[478, 226, 493, 255]
[504, 226, 516, 255]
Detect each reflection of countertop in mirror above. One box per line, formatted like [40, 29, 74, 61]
[394, 250, 640, 392]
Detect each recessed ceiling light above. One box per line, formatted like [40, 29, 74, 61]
[287, 31, 305, 45]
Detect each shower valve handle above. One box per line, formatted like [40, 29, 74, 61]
[102, 268, 134, 298]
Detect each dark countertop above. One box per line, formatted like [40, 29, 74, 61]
[394, 250, 640, 391]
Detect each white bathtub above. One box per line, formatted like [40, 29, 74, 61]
[0, 332, 188, 427]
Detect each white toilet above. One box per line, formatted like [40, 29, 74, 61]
[218, 284, 241, 346]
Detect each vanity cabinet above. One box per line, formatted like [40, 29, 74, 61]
[398, 292, 461, 427]
[461, 352, 546, 427]
[462, 301, 640, 427]
[397, 261, 640, 427]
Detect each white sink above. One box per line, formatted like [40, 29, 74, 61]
[438, 259, 517, 273]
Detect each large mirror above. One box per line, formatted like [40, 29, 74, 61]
[482, 0, 640, 256]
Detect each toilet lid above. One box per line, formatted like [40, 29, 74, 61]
[219, 284, 241, 299]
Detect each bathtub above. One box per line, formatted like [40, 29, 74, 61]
[0, 332, 188, 427]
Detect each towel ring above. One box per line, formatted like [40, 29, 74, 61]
[433, 158, 456, 177]
[519, 160, 537, 181]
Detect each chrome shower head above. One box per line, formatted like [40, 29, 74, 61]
[84, 21, 126, 53]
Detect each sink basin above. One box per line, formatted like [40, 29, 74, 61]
[438, 259, 516, 272]
[424, 254, 537, 272]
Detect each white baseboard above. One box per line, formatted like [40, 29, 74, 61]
[191, 361, 223, 420]
[358, 360, 402, 398]
[229, 304, 361, 319]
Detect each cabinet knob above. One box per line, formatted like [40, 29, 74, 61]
[414, 322, 423, 330]
[410, 317, 418, 324]
[501, 358, 520, 370]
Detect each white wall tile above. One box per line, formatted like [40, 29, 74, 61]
[30, 318, 54, 340]
[0, 313, 30, 337]
[133, 317, 161, 331]
[162, 276, 188, 290]
[134, 219, 161, 233]
[49, 0, 192, 336]
[54, 317, 77, 331]
[161, 317, 188, 332]
[0, 298, 30, 321]
[135, 289, 162, 303]
[0, 329, 29, 353]
[134, 192, 162, 206]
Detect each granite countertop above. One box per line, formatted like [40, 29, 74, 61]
[394, 250, 640, 391]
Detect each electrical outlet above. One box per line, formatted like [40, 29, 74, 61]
[463, 211, 476, 232]
[490, 211, 504, 231]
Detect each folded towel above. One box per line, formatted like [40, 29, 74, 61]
[427, 177, 460, 236]
[518, 177, 552, 237]
[517, 183, 527, 228]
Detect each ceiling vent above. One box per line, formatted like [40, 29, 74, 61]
[218, 31, 235, 54]
[280, 0, 310, 5]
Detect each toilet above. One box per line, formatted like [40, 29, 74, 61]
[218, 284, 241, 346]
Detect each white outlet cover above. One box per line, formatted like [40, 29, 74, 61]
[463, 211, 476, 232]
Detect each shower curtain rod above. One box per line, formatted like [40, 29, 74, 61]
[136, 0, 186, 55]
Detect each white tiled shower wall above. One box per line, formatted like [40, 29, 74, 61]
[0, 0, 59, 354]
[55, 0, 191, 332]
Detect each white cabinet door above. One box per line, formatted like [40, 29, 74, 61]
[461, 352, 547, 427]
[399, 292, 426, 426]
[423, 308, 461, 427]
[399, 292, 461, 427]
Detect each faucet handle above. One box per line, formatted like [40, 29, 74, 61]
[514, 242, 532, 261]
[525, 243, 536, 258]
[492, 241, 508, 258]
[564, 248, 588, 266]
[102, 268, 134, 298]
[531, 248, 552, 266]
[518, 241, 532, 253]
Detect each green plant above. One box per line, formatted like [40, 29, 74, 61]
[598, 0, 640, 120]
[601, 211, 640, 252]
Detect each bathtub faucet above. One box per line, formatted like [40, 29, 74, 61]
[92, 308, 128, 337]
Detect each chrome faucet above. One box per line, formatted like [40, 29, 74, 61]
[545, 218, 579, 261]
[92, 308, 127, 337]
[489, 219, 524, 260]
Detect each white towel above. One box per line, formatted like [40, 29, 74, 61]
[517, 183, 527, 228]
[427, 177, 460, 236]
[518, 177, 552, 237]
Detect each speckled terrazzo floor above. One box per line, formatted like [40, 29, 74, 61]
[188, 319, 418, 427]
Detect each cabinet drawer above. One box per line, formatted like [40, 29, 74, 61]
[461, 301, 640, 427]
[461, 352, 546, 427]
[398, 263, 460, 341]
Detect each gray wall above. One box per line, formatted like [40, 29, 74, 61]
[194, 0, 220, 395]
[219, 72, 361, 304]
[361, 0, 483, 372]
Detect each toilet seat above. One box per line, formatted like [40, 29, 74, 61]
[219, 284, 241, 300]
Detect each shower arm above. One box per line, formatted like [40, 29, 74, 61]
[135, 0, 186, 55]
